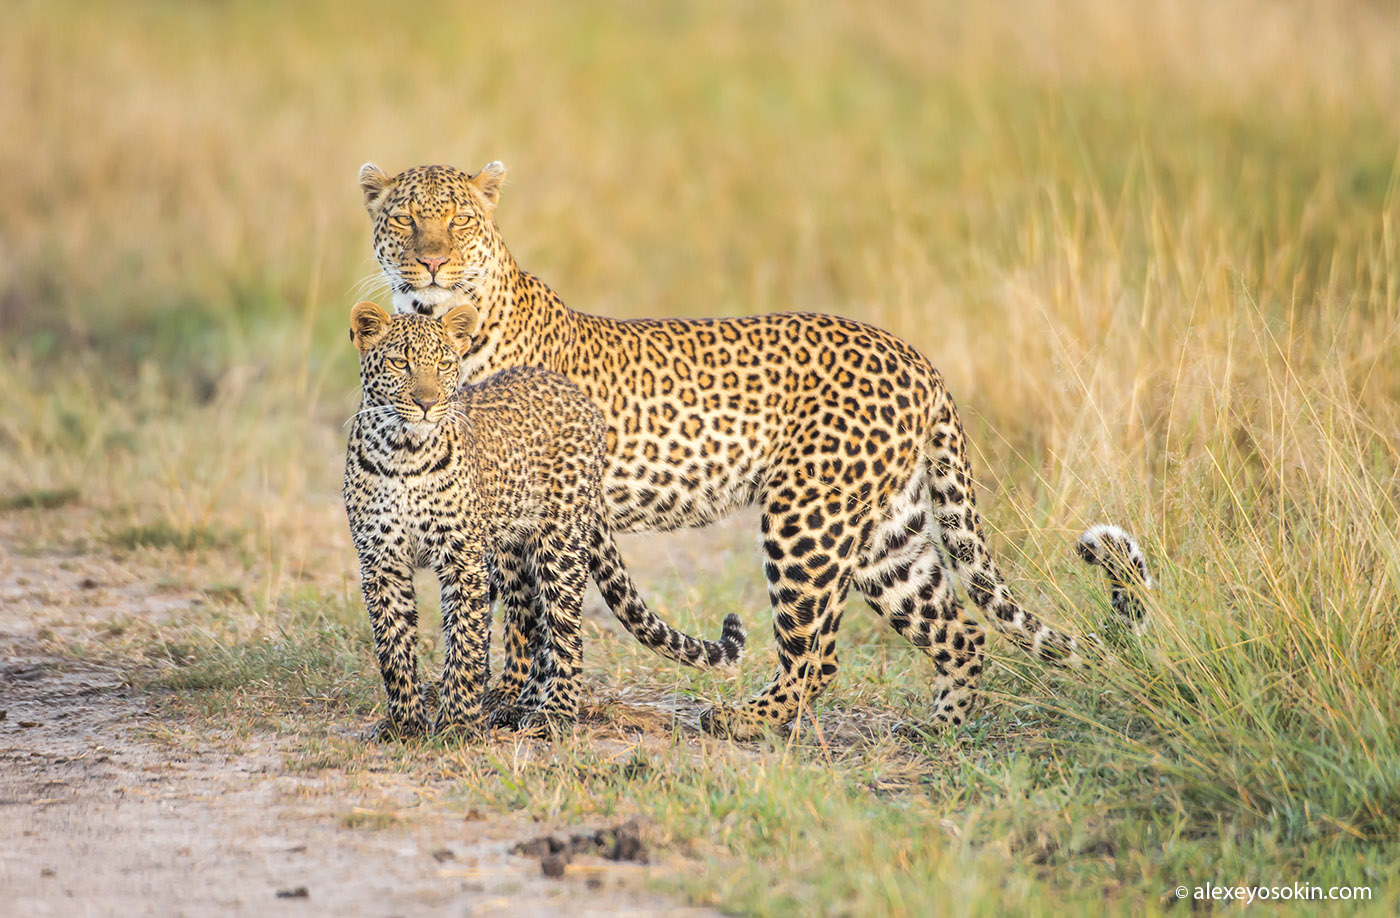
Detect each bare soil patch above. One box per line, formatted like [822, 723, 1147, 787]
[0, 520, 720, 917]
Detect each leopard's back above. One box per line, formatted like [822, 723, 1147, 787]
[556, 308, 940, 534]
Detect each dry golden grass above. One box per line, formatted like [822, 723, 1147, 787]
[3, 0, 1400, 914]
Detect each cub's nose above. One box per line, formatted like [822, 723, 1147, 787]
[413, 396, 438, 414]
[419, 256, 448, 276]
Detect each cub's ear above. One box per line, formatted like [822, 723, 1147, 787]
[441, 303, 480, 357]
[350, 301, 393, 353]
[359, 163, 393, 211]
[470, 161, 506, 214]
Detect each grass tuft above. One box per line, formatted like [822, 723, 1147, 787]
[109, 522, 230, 553]
[0, 487, 81, 512]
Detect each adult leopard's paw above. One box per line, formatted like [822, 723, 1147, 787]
[697, 705, 766, 741]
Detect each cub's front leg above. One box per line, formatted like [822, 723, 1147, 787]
[515, 517, 590, 739]
[358, 556, 427, 739]
[434, 555, 493, 738]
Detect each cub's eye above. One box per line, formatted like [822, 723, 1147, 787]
[390, 214, 413, 228]
[450, 214, 474, 228]
[386, 357, 409, 371]
[438, 357, 457, 371]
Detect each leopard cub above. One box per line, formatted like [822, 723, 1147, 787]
[343, 300, 605, 739]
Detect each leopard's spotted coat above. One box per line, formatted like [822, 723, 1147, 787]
[360, 162, 1152, 739]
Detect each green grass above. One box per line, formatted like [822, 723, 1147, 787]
[5, 0, 1400, 913]
[109, 522, 231, 553]
[0, 487, 81, 511]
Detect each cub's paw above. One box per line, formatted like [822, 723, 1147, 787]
[515, 710, 577, 740]
[488, 703, 529, 730]
[431, 712, 487, 742]
[478, 687, 519, 716]
[362, 716, 427, 743]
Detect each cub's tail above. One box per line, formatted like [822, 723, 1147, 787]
[591, 531, 747, 667]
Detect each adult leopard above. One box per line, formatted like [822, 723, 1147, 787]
[359, 161, 1152, 739]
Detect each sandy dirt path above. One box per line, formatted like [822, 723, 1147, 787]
[0, 522, 724, 917]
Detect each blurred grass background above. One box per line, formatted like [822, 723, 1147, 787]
[3, 0, 1400, 914]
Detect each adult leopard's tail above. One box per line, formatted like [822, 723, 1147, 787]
[590, 530, 747, 667]
[926, 396, 1151, 665]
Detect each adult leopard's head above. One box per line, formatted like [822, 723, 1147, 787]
[349, 300, 479, 437]
[358, 162, 508, 318]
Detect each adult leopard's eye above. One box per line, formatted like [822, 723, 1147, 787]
[438, 358, 457, 371]
[386, 357, 409, 371]
[450, 214, 474, 228]
[390, 214, 413, 228]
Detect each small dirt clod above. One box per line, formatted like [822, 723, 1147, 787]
[511, 818, 650, 879]
[540, 853, 569, 878]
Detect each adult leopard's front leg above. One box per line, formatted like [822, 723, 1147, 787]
[483, 542, 545, 726]
[488, 543, 561, 731]
[700, 471, 866, 739]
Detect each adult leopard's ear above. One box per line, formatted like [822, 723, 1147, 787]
[441, 303, 480, 357]
[470, 161, 506, 214]
[350, 301, 393, 353]
[359, 163, 393, 211]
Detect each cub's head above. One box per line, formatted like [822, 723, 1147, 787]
[349, 300, 479, 435]
[358, 162, 507, 318]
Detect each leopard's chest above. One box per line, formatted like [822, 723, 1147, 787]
[349, 473, 461, 555]
[345, 430, 474, 551]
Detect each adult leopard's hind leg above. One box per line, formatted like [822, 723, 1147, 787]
[700, 468, 867, 740]
[853, 466, 988, 729]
